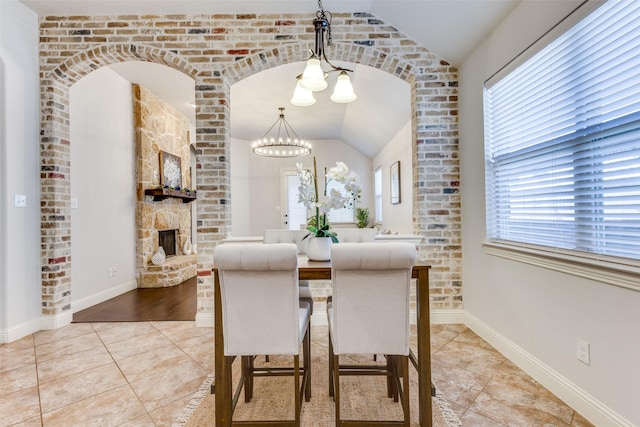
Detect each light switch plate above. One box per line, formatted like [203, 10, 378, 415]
[14, 194, 27, 208]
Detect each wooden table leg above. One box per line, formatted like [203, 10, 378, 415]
[214, 270, 231, 426]
[417, 267, 433, 426]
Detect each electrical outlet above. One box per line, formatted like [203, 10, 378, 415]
[577, 339, 590, 365]
[107, 267, 114, 278]
[112, 267, 118, 277]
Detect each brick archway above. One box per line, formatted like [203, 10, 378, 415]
[38, 13, 462, 328]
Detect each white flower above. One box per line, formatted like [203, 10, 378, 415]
[297, 160, 362, 214]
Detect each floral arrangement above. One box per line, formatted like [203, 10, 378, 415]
[297, 157, 362, 242]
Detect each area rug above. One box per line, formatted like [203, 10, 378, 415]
[174, 327, 461, 426]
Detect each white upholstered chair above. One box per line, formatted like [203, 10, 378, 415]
[327, 242, 417, 427]
[334, 227, 376, 243]
[263, 229, 314, 314]
[213, 243, 311, 426]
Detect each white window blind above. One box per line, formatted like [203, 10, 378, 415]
[484, 0, 640, 260]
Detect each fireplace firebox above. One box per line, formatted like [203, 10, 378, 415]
[158, 229, 177, 257]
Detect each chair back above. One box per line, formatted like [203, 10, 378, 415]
[330, 242, 416, 356]
[213, 243, 300, 356]
[334, 228, 376, 243]
[263, 229, 309, 254]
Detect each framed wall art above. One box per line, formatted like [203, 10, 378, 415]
[160, 151, 182, 189]
[390, 161, 401, 204]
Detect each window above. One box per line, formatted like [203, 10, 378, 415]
[484, 0, 640, 261]
[325, 179, 355, 223]
[374, 167, 383, 222]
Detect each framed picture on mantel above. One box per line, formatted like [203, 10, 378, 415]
[390, 161, 401, 204]
[160, 151, 182, 189]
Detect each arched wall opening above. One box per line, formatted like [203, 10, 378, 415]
[38, 13, 461, 329]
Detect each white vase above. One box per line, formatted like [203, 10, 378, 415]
[151, 246, 166, 265]
[306, 237, 332, 261]
[183, 238, 192, 255]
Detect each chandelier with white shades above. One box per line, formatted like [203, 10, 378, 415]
[290, 0, 358, 107]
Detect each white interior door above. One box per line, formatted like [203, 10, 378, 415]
[282, 169, 307, 230]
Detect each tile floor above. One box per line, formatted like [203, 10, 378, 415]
[0, 322, 594, 426]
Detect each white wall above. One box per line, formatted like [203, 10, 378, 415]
[459, 1, 640, 425]
[69, 67, 137, 310]
[373, 120, 413, 234]
[0, 0, 42, 342]
[231, 138, 373, 236]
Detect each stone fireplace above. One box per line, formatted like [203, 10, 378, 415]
[134, 84, 196, 288]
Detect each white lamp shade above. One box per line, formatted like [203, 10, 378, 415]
[290, 80, 316, 106]
[299, 57, 328, 91]
[330, 71, 357, 103]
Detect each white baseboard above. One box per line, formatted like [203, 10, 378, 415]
[40, 311, 73, 330]
[195, 311, 214, 328]
[71, 280, 138, 313]
[464, 311, 634, 427]
[0, 317, 42, 344]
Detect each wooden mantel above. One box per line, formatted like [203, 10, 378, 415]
[144, 188, 196, 203]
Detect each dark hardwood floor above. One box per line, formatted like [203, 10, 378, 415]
[72, 277, 197, 322]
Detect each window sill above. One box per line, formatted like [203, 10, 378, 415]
[482, 241, 640, 292]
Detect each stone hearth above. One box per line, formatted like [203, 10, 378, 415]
[140, 254, 197, 288]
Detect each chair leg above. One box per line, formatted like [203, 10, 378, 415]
[294, 354, 301, 427]
[328, 333, 335, 398]
[303, 325, 311, 401]
[333, 353, 341, 426]
[241, 356, 254, 402]
[401, 355, 410, 427]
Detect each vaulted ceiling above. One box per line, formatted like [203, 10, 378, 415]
[20, 0, 521, 158]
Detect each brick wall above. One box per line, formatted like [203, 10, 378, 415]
[37, 11, 461, 320]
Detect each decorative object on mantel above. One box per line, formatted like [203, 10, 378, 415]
[252, 107, 312, 158]
[297, 156, 362, 260]
[183, 238, 192, 255]
[160, 151, 182, 189]
[290, 0, 357, 106]
[151, 246, 166, 265]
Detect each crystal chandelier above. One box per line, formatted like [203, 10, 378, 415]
[252, 107, 312, 158]
[290, 0, 357, 106]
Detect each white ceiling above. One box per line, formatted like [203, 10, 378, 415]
[21, 0, 521, 158]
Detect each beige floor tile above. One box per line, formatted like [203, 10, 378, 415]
[0, 364, 38, 396]
[114, 342, 190, 383]
[0, 386, 41, 426]
[34, 331, 103, 363]
[92, 321, 159, 344]
[470, 379, 574, 426]
[153, 321, 212, 343]
[39, 362, 128, 414]
[37, 344, 114, 384]
[433, 338, 508, 377]
[431, 358, 490, 409]
[571, 411, 596, 426]
[0, 346, 35, 373]
[41, 384, 149, 427]
[129, 358, 207, 412]
[0, 335, 34, 355]
[148, 393, 194, 426]
[33, 323, 95, 347]
[104, 330, 176, 362]
[460, 408, 509, 426]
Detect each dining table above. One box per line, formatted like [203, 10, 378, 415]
[212, 255, 433, 426]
